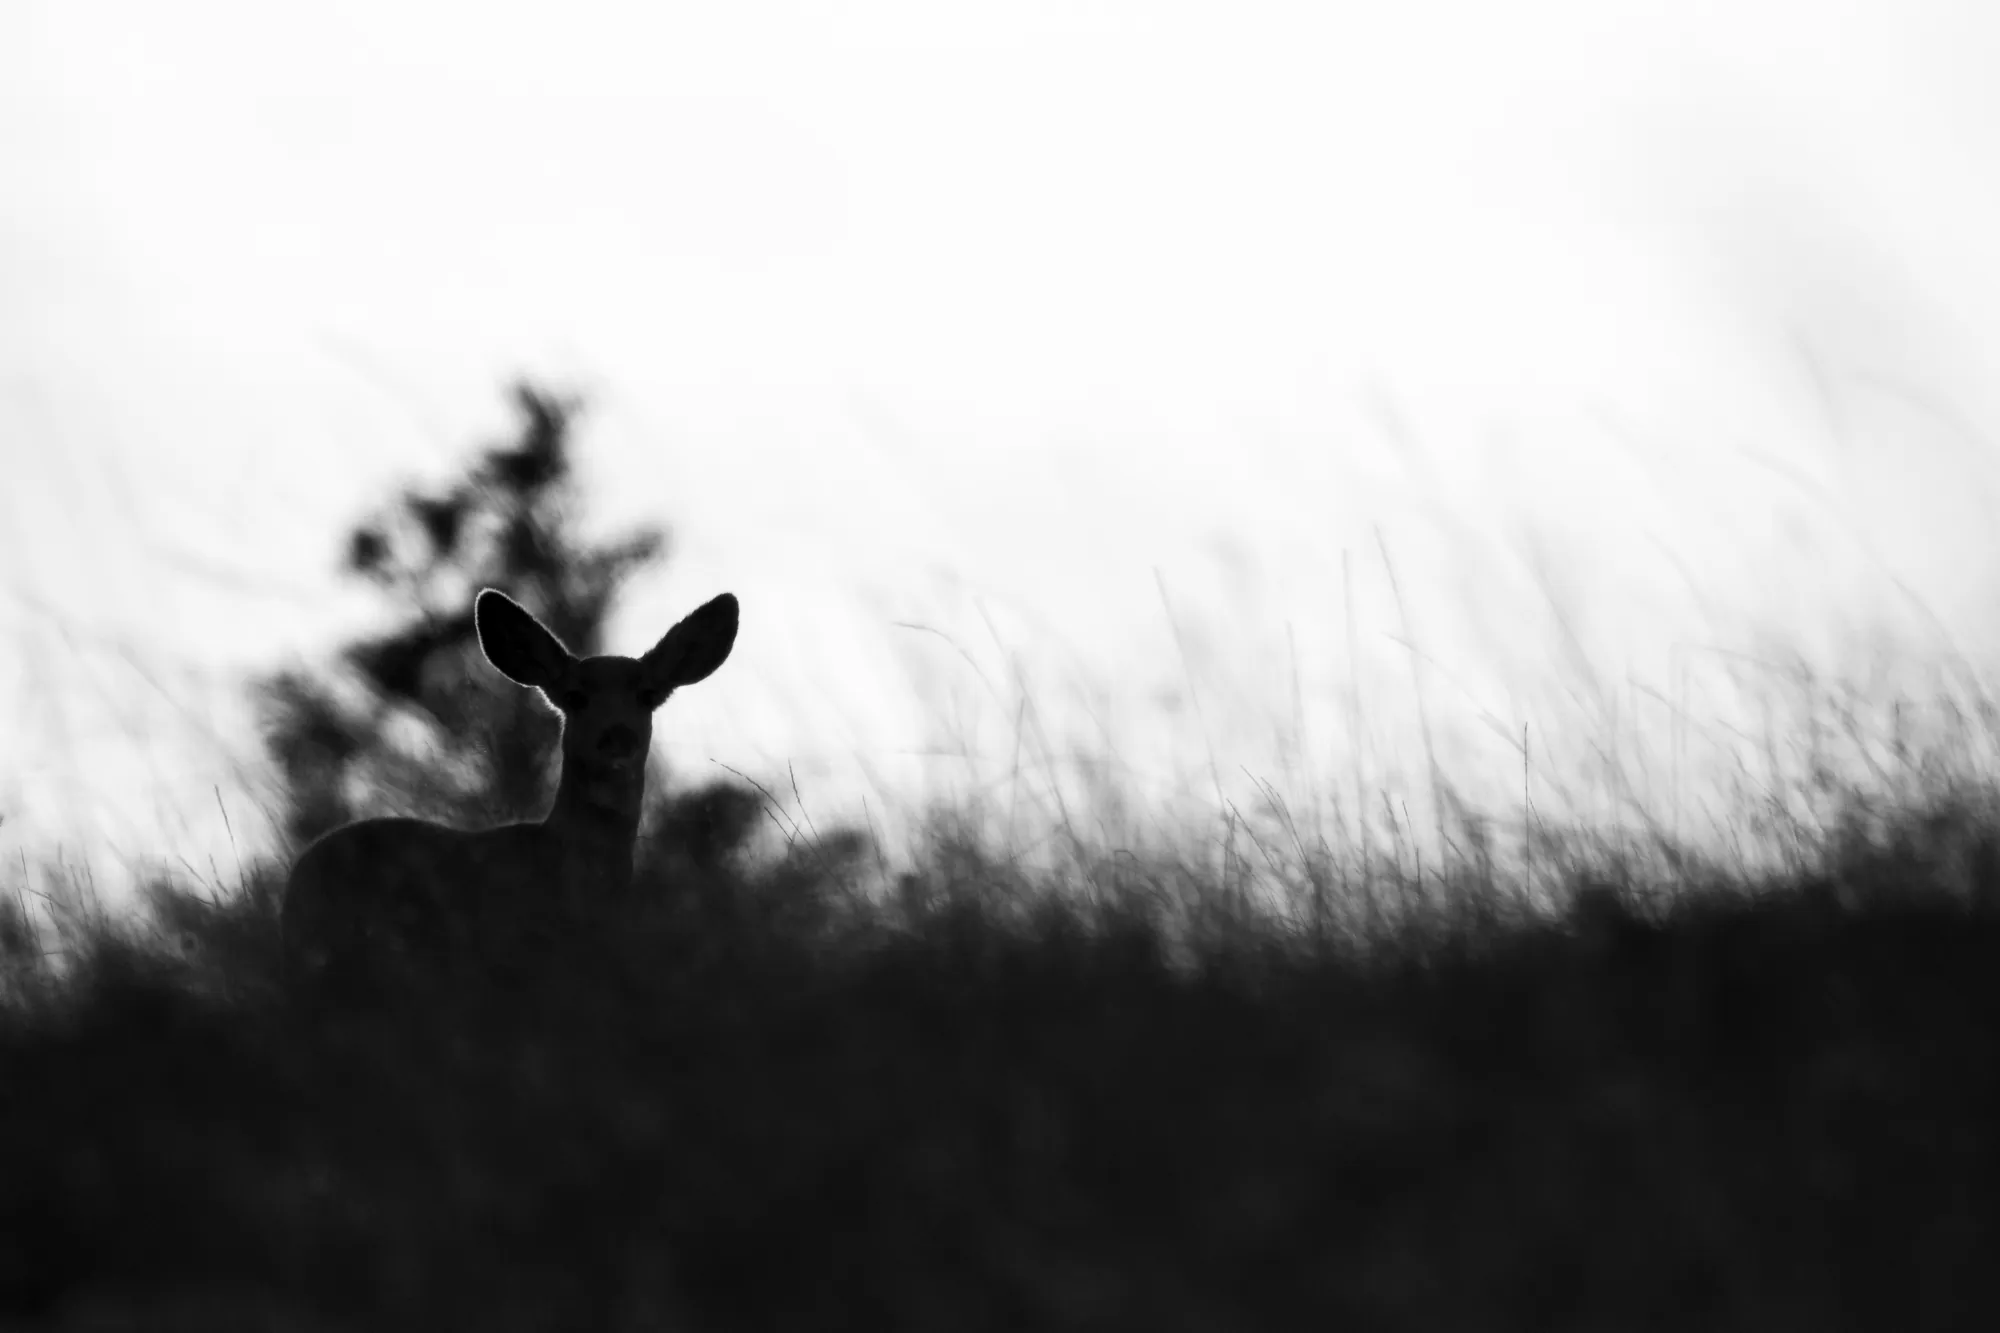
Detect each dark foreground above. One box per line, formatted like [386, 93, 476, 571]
[3, 855, 1998, 1332]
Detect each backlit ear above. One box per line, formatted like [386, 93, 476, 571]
[639, 593, 739, 697]
[475, 589, 576, 689]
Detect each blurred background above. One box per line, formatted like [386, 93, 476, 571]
[8, 0, 2000, 906]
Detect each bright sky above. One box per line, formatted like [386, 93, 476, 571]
[8, 1, 2000, 898]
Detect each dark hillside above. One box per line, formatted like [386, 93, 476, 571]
[4, 811, 1999, 1332]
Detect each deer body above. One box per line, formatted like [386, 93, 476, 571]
[279, 587, 738, 993]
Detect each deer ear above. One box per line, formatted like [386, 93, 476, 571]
[476, 589, 576, 689]
[640, 593, 739, 695]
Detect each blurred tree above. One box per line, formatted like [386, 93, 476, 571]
[257, 381, 755, 867]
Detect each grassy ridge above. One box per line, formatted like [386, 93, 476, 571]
[4, 801, 2000, 1332]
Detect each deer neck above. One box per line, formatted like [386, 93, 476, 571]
[539, 758, 645, 889]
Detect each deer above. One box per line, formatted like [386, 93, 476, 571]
[278, 587, 739, 996]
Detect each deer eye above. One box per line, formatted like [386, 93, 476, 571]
[556, 688, 590, 713]
[638, 687, 668, 710]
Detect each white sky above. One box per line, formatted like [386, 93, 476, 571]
[7, 0, 2000, 896]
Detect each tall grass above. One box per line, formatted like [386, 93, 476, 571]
[6, 677, 2000, 1331]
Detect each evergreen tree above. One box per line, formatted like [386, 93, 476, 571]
[258, 382, 758, 864]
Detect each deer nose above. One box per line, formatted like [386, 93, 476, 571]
[598, 725, 643, 760]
